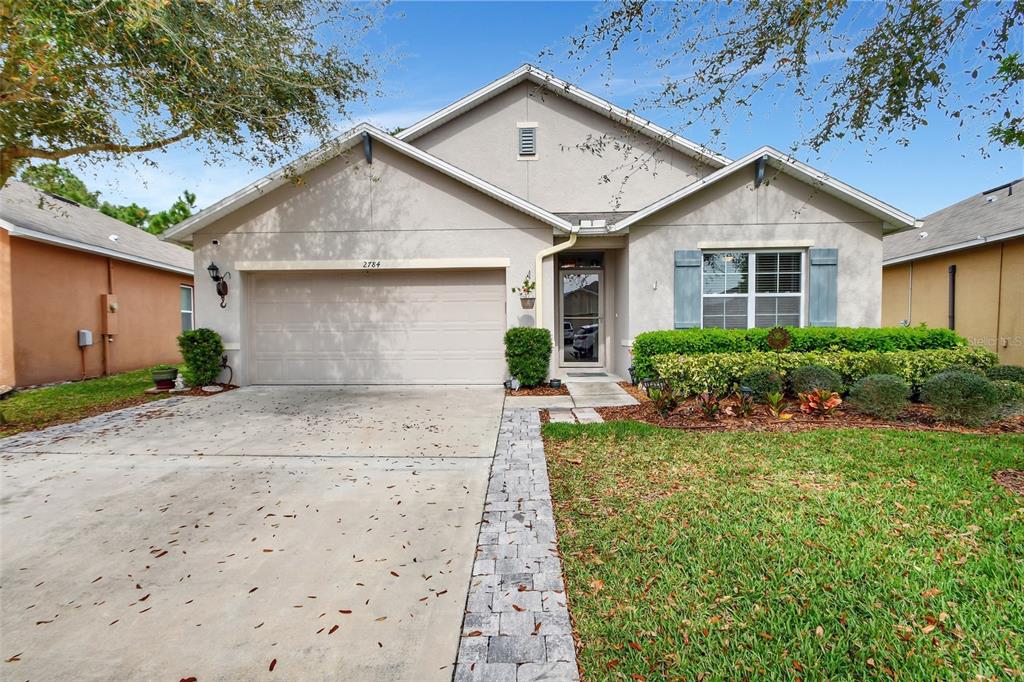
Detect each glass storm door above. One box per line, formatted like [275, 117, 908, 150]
[560, 269, 602, 364]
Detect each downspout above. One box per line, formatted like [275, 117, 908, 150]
[534, 226, 580, 329]
[947, 264, 956, 330]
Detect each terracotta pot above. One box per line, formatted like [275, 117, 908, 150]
[520, 296, 536, 309]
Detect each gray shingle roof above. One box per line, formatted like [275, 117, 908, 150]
[0, 180, 193, 273]
[883, 178, 1023, 264]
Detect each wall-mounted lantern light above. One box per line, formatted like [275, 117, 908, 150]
[207, 262, 231, 308]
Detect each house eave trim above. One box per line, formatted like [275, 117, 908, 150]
[395, 64, 731, 167]
[610, 146, 919, 233]
[0, 218, 194, 275]
[883, 227, 1024, 266]
[161, 123, 572, 243]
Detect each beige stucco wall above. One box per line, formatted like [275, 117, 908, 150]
[190, 143, 557, 385]
[882, 237, 1024, 365]
[627, 169, 886, 338]
[411, 82, 713, 213]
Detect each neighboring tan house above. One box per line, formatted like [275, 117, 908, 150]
[163, 64, 919, 386]
[882, 178, 1023, 365]
[0, 180, 195, 387]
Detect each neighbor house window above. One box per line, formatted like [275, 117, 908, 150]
[702, 251, 803, 329]
[180, 285, 194, 331]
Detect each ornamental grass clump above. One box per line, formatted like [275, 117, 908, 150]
[921, 370, 999, 426]
[848, 374, 911, 420]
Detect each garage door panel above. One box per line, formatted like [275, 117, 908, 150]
[249, 270, 506, 384]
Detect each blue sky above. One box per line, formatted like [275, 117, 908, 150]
[80, 1, 1023, 218]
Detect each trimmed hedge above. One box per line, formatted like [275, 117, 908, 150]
[630, 326, 964, 379]
[650, 346, 997, 397]
[504, 327, 552, 387]
[177, 328, 224, 387]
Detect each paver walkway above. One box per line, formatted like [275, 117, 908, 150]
[455, 408, 580, 682]
[505, 379, 637, 423]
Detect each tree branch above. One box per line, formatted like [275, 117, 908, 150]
[6, 127, 197, 162]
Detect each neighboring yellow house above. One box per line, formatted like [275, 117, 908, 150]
[882, 178, 1023, 365]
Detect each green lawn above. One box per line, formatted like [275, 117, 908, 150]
[0, 368, 171, 437]
[543, 422, 1024, 680]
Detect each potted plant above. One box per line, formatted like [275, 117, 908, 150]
[151, 364, 179, 390]
[512, 272, 537, 309]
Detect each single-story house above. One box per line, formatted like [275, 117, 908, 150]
[0, 180, 195, 387]
[883, 178, 1023, 365]
[162, 64, 919, 386]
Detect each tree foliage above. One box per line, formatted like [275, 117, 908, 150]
[19, 162, 195, 234]
[1, 0, 383, 188]
[566, 0, 1023, 151]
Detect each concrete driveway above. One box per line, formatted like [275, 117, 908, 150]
[0, 386, 503, 681]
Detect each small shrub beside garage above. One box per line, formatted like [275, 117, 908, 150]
[177, 328, 225, 387]
[504, 326, 552, 387]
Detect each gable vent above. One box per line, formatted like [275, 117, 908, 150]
[518, 126, 537, 156]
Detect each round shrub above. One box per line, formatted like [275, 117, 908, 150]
[992, 380, 1024, 418]
[177, 328, 224, 387]
[986, 364, 1024, 383]
[789, 365, 843, 396]
[739, 369, 785, 401]
[921, 370, 999, 426]
[848, 374, 910, 419]
[504, 327, 552, 387]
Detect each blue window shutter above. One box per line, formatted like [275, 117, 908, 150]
[808, 248, 838, 327]
[673, 250, 702, 329]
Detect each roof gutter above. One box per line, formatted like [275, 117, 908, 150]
[534, 225, 580, 330]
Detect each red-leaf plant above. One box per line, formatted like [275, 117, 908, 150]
[799, 388, 843, 417]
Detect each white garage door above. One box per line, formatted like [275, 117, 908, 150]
[248, 269, 507, 384]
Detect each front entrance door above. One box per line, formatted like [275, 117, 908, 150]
[560, 266, 603, 365]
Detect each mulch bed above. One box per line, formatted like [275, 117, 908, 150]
[584, 382, 1024, 435]
[505, 384, 570, 397]
[994, 470, 1024, 495]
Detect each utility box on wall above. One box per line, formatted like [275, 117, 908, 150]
[77, 329, 93, 347]
[101, 294, 118, 335]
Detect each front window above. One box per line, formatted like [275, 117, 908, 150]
[702, 251, 802, 329]
[180, 285, 194, 331]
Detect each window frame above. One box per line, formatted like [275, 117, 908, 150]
[180, 284, 195, 332]
[700, 249, 806, 329]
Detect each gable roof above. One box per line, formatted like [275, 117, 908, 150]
[162, 123, 573, 243]
[0, 180, 193, 275]
[883, 178, 1023, 265]
[396, 64, 732, 168]
[611, 146, 920, 234]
